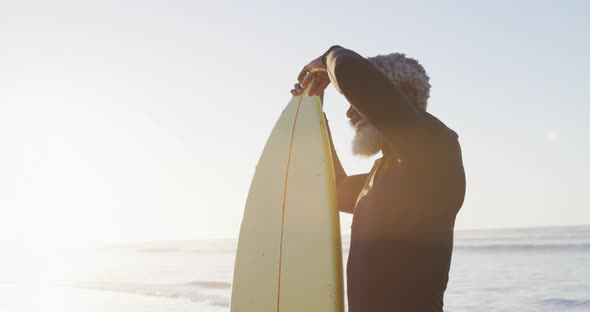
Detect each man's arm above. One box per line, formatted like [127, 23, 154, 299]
[324, 112, 366, 214]
[336, 174, 368, 214]
[323, 46, 440, 163]
[323, 112, 346, 183]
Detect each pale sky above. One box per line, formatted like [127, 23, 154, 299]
[1, 0, 589, 246]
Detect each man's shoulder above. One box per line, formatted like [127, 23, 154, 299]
[420, 110, 459, 140]
[415, 110, 463, 165]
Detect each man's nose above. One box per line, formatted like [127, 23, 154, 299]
[346, 106, 356, 118]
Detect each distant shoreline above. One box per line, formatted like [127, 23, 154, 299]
[453, 223, 590, 232]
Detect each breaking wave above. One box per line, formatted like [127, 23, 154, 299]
[541, 298, 590, 308]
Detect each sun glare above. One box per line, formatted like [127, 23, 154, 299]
[3, 242, 91, 311]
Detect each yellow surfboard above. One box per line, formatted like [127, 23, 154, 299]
[230, 94, 344, 312]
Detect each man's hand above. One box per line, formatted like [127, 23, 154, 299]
[290, 82, 325, 105]
[290, 82, 305, 96]
[290, 56, 331, 96]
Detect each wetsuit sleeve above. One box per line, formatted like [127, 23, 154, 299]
[323, 46, 435, 163]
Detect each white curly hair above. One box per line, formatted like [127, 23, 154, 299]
[367, 53, 431, 110]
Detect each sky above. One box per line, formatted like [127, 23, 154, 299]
[1, 0, 589, 246]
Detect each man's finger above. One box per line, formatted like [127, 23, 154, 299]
[297, 66, 309, 83]
[315, 80, 330, 96]
[309, 75, 330, 96]
[319, 77, 331, 90]
[291, 84, 303, 95]
[300, 72, 316, 88]
[308, 77, 320, 95]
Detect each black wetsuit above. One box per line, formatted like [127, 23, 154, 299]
[323, 46, 466, 312]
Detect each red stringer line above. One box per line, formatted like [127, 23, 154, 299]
[276, 96, 304, 312]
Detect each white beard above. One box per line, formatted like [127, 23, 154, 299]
[352, 122, 385, 157]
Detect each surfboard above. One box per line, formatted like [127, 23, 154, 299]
[230, 94, 344, 312]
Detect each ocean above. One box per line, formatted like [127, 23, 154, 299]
[1, 225, 589, 311]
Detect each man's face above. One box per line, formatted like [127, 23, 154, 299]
[346, 106, 384, 157]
